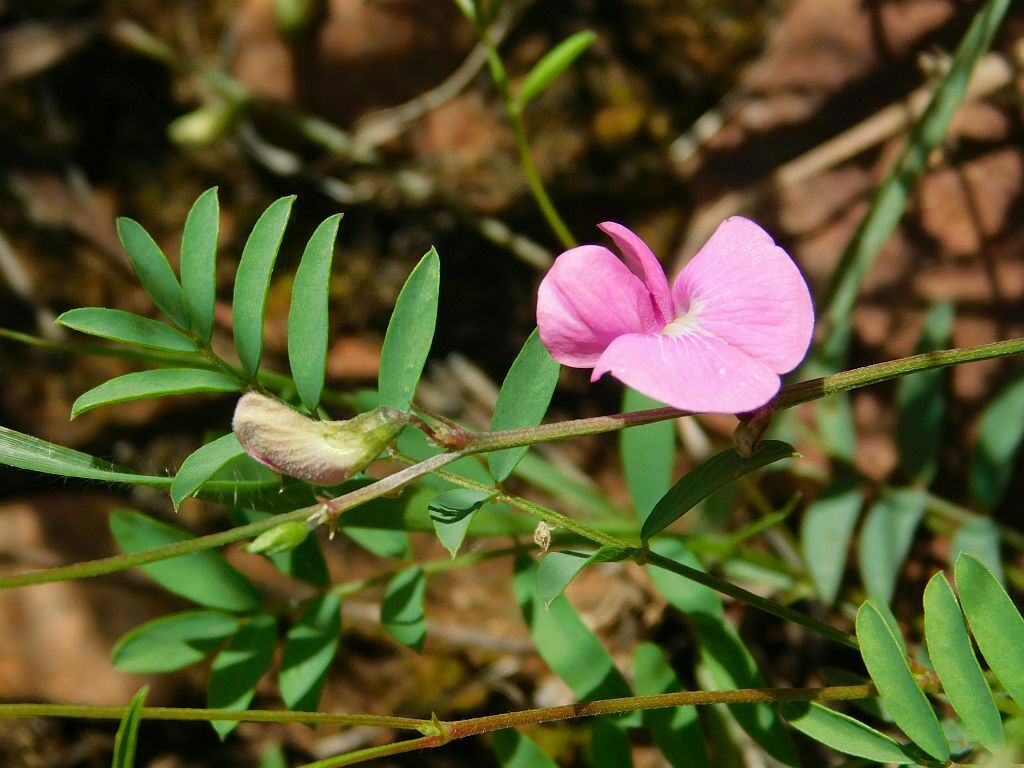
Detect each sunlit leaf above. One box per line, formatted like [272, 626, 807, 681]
[112, 610, 238, 673]
[955, 553, 1024, 710]
[382, 567, 426, 651]
[780, 702, 913, 764]
[923, 572, 1003, 751]
[517, 30, 598, 107]
[181, 187, 220, 343]
[429, 488, 497, 557]
[634, 642, 710, 768]
[378, 248, 440, 410]
[57, 308, 197, 352]
[110, 509, 261, 612]
[116, 217, 189, 329]
[897, 301, 953, 482]
[288, 213, 342, 412]
[170, 433, 246, 509]
[857, 488, 925, 604]
[970, 370, 1024, 508]
[111, 686, 148, 768]
[801, 471, 861, 605]
[621, 388, 674, 521]
[642, 441, 796, 542]
[488, 329, 560, 481]
[280, 594, 341, 711]
[232, 195, 296, 378]
[856, 601, 949, 761]
[535, 547, 632, 608]
[208, 613, 277, 739]
[71, 368, 240, 419]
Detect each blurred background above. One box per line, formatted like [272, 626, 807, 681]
[1, 0, 1023, 765]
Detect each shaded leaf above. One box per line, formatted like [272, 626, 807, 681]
[378, 248, 440, 410]
[536, 547, 632, 608]
[110, 509, 261, 612]
[232, 196, 296, 378]
[170, 433, 246, 509]
[897, 301, 953, 482]
[208, 613, 277, 739]
[382, 567, 426, 651]
[71, 368, 240, 419]
[801, 471, 861, 605]
[517, 30, 597, 107]
[288, 213, 342, 411]
[111, 686, 148, 768]
[856, 601, 949, 761]
[57, 308, 197, 352]
[780, 702, 913, 764]
[112, 610, 239, 673]
[634, 642, 710, 768]
[181, 187, 220, 343]
[621, 388, 675, 521]
[642, 441, 795, 541]
[488, 329, 560, 481]
[857, 488, 926, 604]
[116, 217, 189, 329]
[589, 718, 632, 767]
[970, 370, 1024, 508]
[492, 729, 558, 768]
[955, 553, 1024, 710]
[951, 515, 1004, 584]
[343, 527, 409, 559]
[280, 594, 341, 711]
[923, 572, 1003, 751]
[429, 488, 497, 557]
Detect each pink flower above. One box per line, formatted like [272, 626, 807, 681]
[536, 217, 814, 413]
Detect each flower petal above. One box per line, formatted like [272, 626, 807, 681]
[598, 221, 673, 325]
[591, 331, 780, 413]
[538, 244, 658, 367]
[672, 217, 814, 374]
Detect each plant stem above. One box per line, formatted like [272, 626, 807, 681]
[0, 704, 427, 730]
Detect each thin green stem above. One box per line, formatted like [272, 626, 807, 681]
[0, 704, 428, 730]
[302, 735, 442, 768]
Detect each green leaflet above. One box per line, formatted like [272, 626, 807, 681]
[516, 30, 597, 108]
[110, 509, 261, 613]
[378, 248, 440, 410]
[71, 368, 240, 419]
[801, 470, 862, 605]
[208, 613, 278, 739]
[429, 488, 497, 558]
[492, 729, 558, 768]
[116, 217, 189, 329]
[57, 308, 198, 352]
[857, 488, 925, 604]
[856, 601, 949, 761]
[950, 515, 1004, 584]
[111, 686, 148, 768]
[488, 328, 560, 482]
[382, 567, 427, 652]
[923, 572, 1003, 751]
[232, 195, 295, 379]
[112, 610, 239, 674]
[955, 553, 1024, 710]
[780, 702, 913, 764]
[633, 642, 710, 768]
[620, 388, 675, 521]
[170, 433, 246, 509]
[288, 213, 342, 412]
[589, 718, 632, 767]
[180, 186, 220, 343]
[280, 594, 341, 712]
[969, 370, 1024, 508]
[642, 441, 796, 541]
[535, 547, 632, 608]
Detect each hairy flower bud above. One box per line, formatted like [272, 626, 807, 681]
[232, 392, 407, 485]
[246, 521, 310, 556]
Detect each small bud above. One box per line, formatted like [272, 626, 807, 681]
[232, 393, 407, 485]
[246, 521, 310, 556]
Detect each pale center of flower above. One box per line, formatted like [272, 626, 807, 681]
[660, 296, 705, 337]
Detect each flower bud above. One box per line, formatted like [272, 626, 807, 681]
[246, 521, 310, 556]
[232, 392, 407, 485]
